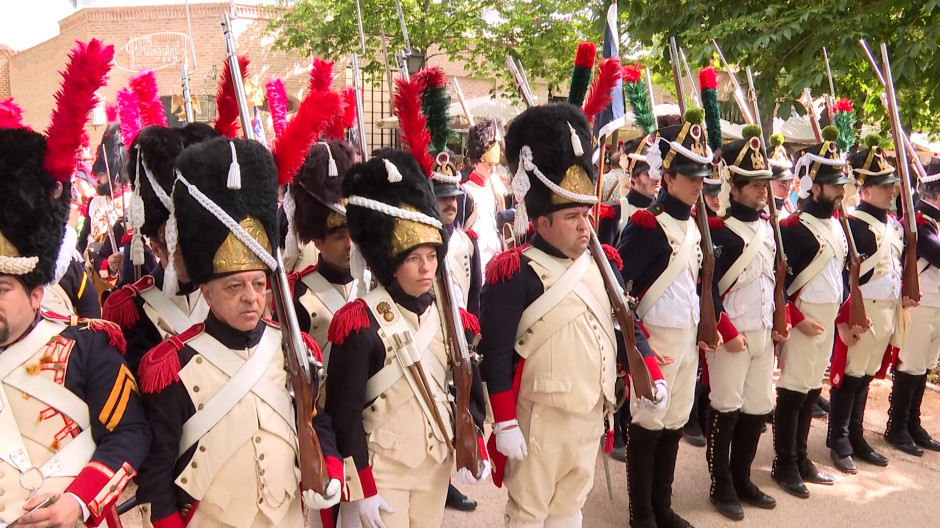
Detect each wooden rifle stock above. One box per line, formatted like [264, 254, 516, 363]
[696, 196, 719, 349]
[434, 270, 484, 478]
[588, 229, 656, 402]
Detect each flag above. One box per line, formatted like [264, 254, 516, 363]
[593, 1, 625, 162]
[252, 106, 267, 147]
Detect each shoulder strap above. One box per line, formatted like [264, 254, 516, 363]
[301, 272, 350, 314]
[717, 218, 769, 295]
[516, 249, 591, 340]
[636, 216, 698, 318]
[140, 287, 195, 335]
[787, 215, 839, 296]
[852, 211, 896, 279]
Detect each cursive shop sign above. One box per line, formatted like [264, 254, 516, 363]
[114, 32, 193, 72]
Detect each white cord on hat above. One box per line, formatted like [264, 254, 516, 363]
[163, 194, 180, 296]
[346, 195, 443, 229]
[129, 147, 147, 267]
[282, 185, 300, 270]
[175, 170, 278, 270]
[511, 145, 598, 236]
[0, 256, 39, 276]
[431, 171, 461, 184]
[227, 141, 242, 190]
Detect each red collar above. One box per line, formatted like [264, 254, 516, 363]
[468, 172, 486, 186]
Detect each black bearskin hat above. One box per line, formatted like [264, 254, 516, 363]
[505, 103, 597, 224]
[343, 149, 447, 287]
[173, 137, 278, 285]
[290, 140, 356, 243]
[467, 117, 503, 164]
[0, 128, 71, 289]
[92, 122, 128, 186]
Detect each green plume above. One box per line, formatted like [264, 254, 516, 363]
[769, 133, 785, 148]
[568, 67, 592, 107]
[833, 109, 856, 151]
[700, 88, 722, 152]
[742, 124, 762, 139]
[821, 125, 839, 142]
[421, 84, 455, 152]
[863, 134, 882, 148]
[625, 81, 655, 135]
[684, 107, 705, 125]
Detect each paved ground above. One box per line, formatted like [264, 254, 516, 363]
[116, 378, 940, 527]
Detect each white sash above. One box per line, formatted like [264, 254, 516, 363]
[853, 210, 900, 279]
[301, 273, 352, 314]
[718, 218, 770, 295]
[0, 319, 95, 480]
[178, 326, 284, 456]
[637, 215, 698, 318]
[515, 251, 591, 340]
[140, 287, 202, 335]
[787, 214, 844, 296]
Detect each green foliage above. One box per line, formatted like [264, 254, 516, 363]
[742, 124, 762, 138]
[625, 81, 655, 134]
[701, 87, 722, 151]
[622, 1, 940, 135]
[268, 0, 613, 99]
[833, 109, 857, 151]
[822, 125, 839, 142]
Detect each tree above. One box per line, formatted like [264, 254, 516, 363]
[622, 1, 940, 136]
[267, 0, 612, 97]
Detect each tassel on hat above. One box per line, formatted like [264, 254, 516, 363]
[383, 158, 403, 183]
[227, 141, 241, 189]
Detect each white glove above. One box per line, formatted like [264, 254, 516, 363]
[303, 478, 342, 510]
[637, 379, 669, 414]
[356, 494, 394, 528]
[455, 459, 492, 485]
[494, 419, 528, 460]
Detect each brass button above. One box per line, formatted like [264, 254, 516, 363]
[110, 484, 117, 492]
[380, 394, 387, 399]
[0, 489, 4, 496]
[193, 386, 200, 393]
[197, 403, 204, 411]
[195, 357, 203, 364]
[0, 504, 5, 512]
[191, 462, 197, 469]
[199, 446, 206, 452]
[255, 436, 262, 444]
[181, 477, 188, 484]
[311, 312, 317, 318]
[258, 498, 264, 504]
[313, 325, 319, 330]
[518, 340, 524, 346]
[370, 405, 377, 412]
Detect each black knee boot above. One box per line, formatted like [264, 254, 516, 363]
[652, 428, 692, 528]
[706, 408, 743, 520]
[909, 374, 940, 452]
[827, 375, 861, 473]
[627, 423, 661, 528]
[731, 412, 776, 509]
[850, 375, 888, 466]
[772, 388, 808, 498]
[885, 371, 924, 456]
[683, 377, 707, 447]
[797, 388, 835, 485]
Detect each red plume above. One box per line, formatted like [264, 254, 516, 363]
[272, 90, 341, 185]
[324, 113, 345, 141]
[412, 67, 446, 92]
[622, 62, 643, 84]
[698, 67, 718, 90]
[575, 42, 597, 69]
[214, 55, 249, 138]
[43, 39, 115, 183]
[0, 98, 25, 129]
[129, 70, 167, 127]
[833, 98, 854, 113]
[116, 88, 142, 149]
[265, 78, 289, 138]
[582, 58, 622, 124]
[341, 87, 358, 129]
[105, 103, 118, 123]
[308, 57, 334, 94]
[393, 77, 433, 178]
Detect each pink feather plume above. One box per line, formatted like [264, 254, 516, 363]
[214, 55, 249, 138]
[105, 103, 118, 123]
[43, 39, 115, 183]
[116, 88, 142, 150]
[0, 98, 25, 129]
[265, 78, 289, 138]
[393, 77, 433, 178]
[272, 90, 341, 185]
[582, 58, 622, 124]
[129, 70, 167, 127]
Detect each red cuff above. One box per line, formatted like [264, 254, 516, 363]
[359, 466, 377, 498]
[152, 513, 186, 528]
[717, 313, 739, 342]
[644, 355, 664, 382]
[65, 463, 112, 515]
[835, 297, 851, 325]
[478, 434, 489, 462]
[325, 456, 344, 481]
[489, 390, 517, 423]
[637, 320, 650, 339]
[787, 302, 805, 325]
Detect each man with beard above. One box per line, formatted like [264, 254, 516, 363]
[433, 152, 482, 317]
[773, 126, 851, 498]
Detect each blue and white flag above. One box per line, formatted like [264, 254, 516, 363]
[593, 1, 625, 161]
[253, 106, 267, 147]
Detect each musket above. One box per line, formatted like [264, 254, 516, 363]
[669, 37, 719, 348]
[859, 39, 928, 181]
[220, 12, 330, 494]
[679, 47, 700, 106]
[712, 39, 755, 125]
[452, 77, 475, 127]
[394, 0, 412, 80]
[350, 53, 370, 162]
[880, 43, 920, 302]
[798, 87, 868, 330]
[822, 47, 836, 118]
[645, 66, 656, 114]
[180, 0, 198, 123]
[433, 267, 485, 478]
[746, 67, 789, 337]
[355, 0, 366, 55]
[100, 142, 119, 255]
[505, 56, 535, 108]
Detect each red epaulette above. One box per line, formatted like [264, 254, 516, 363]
[138, 323, 205, 394]
[459, 308, 481, 336]
[297, 264, 318, 278]
[101, 275, 156, 328]
[760, 212, 770, 221]
[707, 216, 724, 230]
[912, 212, 928, 227]
[42, 312, 127, 355]
[601, 244, 623, 271]
[599, 203, 617, 219]
[780, 213, 801, 228]
[328, 299, 371, 345]
[463, 228, 479, 240]
[484, 244, 531, 285]
[120, 233, 132, 245]
[832, 209, 840, 219]
[630, 209, 657, 229]
[301, 331, 324, 362]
